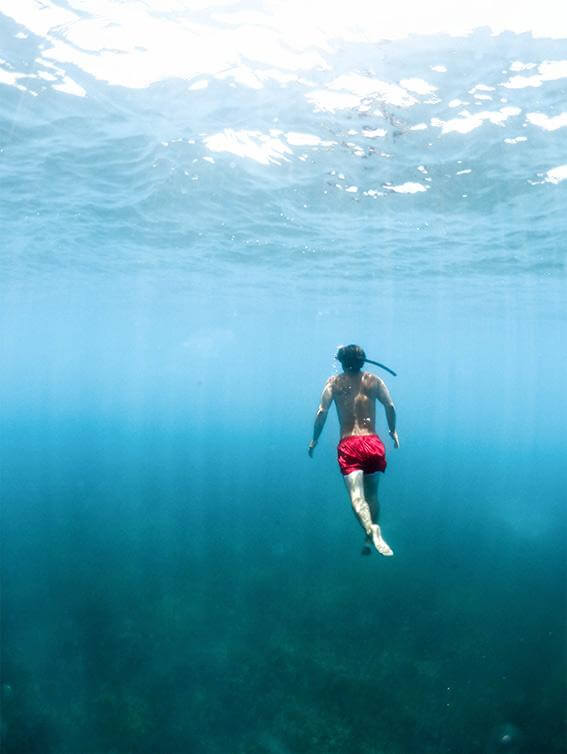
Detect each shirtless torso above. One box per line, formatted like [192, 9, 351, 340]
[310, 370, 397, 443]
[330, 371, 390, 438]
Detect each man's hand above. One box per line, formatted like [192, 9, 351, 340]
[308, 440, 317, 457]
[389, 430, 400, 449]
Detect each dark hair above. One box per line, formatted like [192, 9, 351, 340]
[336, 344, 366, 372]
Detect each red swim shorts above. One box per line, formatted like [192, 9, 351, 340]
[337, 434, 387, 476]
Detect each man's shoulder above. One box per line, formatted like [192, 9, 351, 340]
[362, 372, 385, 394]
[325, 373, 345, 395]
[362, 371, 382, 384]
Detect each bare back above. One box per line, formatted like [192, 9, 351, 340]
[330, 371, 392, 438]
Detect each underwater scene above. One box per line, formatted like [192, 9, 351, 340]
[1, 2, 566, 752]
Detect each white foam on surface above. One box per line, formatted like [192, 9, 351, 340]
[545, 164, 567, 184]
[384, 182, 428, 193]
[204, 129, 292, 165]
[2, 1, 567, 94]
[502, 60, 567, 89]
[431, 106, 521, 134]
[526, 112, 567, 131]
[285, 132, 324, 146]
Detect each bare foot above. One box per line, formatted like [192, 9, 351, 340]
[371, 524, 393, 557]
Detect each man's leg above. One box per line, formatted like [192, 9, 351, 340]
[343, 472, 393, 557]
[364, 473, 380, 525]
[363, 473, 393, 557]
[343, 470, 374, 537]
[359, 473, 379, 554]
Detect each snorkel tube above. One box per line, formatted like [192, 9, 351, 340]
[335, 345, 397, 377]
[364, 358, 397, 377]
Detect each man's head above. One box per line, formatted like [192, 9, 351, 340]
[336, 344, 366, 373]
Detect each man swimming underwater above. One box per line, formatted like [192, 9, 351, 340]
[308, 345, 399, 556]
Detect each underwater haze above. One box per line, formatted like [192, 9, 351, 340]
[1, 2, 566, 753]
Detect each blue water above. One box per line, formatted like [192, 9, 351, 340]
[1, 4, 566, 753]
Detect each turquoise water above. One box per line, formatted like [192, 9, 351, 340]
[1, 4, 566, 753]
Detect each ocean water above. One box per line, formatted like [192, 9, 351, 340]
[1, 3, 566, 753]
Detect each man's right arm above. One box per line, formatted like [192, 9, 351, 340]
[374, 377, 399, 448]
[308, 377, 334, 457]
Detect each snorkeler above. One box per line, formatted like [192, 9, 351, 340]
[308, 344, 399, 557]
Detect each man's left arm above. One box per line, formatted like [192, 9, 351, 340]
[308, 378, 334, 457]
[374, 377, 399, 449]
